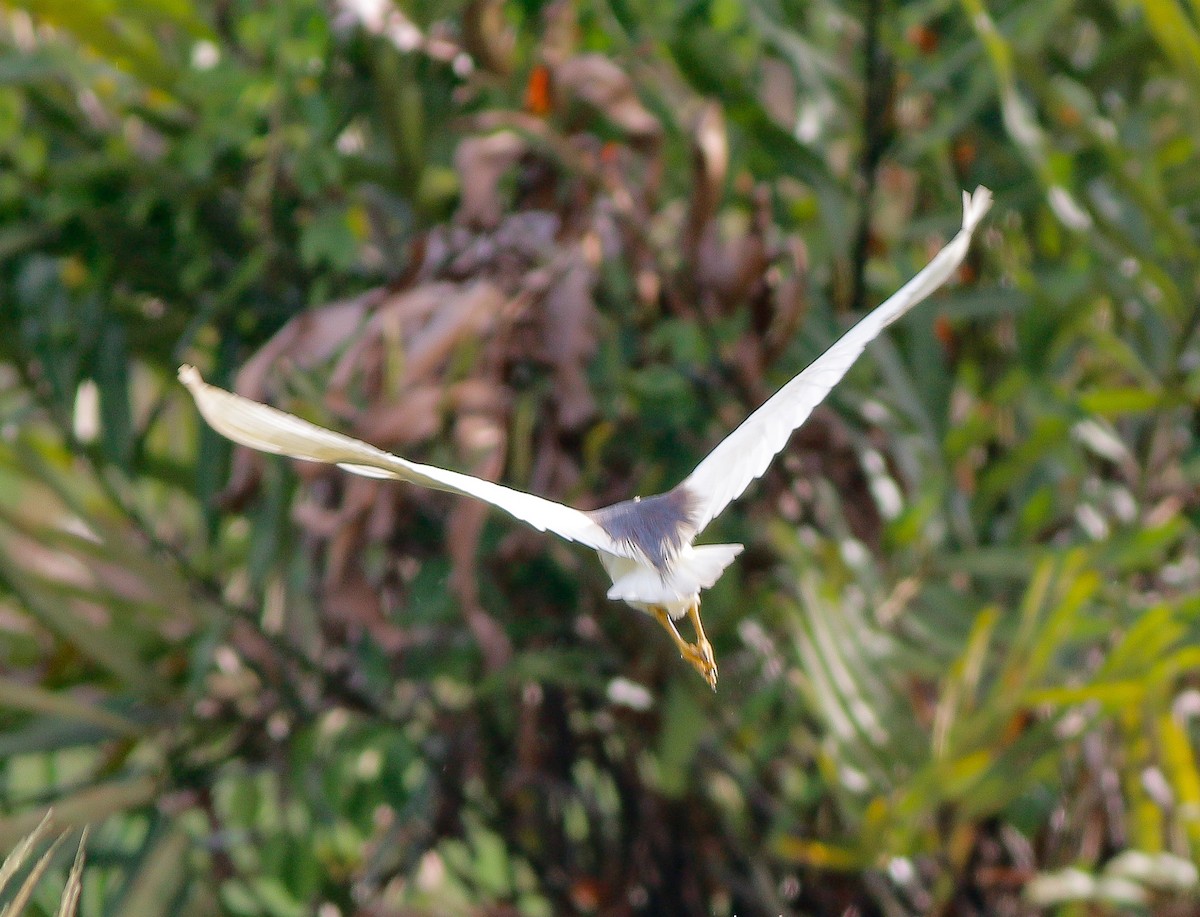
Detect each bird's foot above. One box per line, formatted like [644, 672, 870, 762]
[649, 603, 718, 690]
[680, 638, 718, 690]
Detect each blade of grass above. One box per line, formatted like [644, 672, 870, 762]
[0, 812, 53, 900]
[0, 679, 142, 737]
[1, 830, 67, 917]
[0, 776, 160, 852]
[54, 829, 87, 917]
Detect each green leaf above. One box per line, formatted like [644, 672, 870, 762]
[1077, 386, 1163, 416]
[0, 679, 141, 737]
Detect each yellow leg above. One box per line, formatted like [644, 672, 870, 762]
[649, 603, 718, 690]
[685, 601, 717, 690]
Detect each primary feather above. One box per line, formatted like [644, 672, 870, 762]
[178, 365, 624, 557]
[682, 187, 992, 533]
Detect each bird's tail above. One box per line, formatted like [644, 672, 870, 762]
[606, 543, 744, 610]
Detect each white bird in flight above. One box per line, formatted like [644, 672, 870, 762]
[181, 187, 991, 689]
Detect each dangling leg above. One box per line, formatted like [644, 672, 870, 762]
[685, 601, 717, 690]
[648, 604, 718, 690]
[648, 605, 697, 660]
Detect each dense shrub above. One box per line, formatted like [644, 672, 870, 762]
[1, 0, 1198, 914]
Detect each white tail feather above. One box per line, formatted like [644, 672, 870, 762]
[605, 544, 744, 610]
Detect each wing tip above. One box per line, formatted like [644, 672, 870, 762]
[178, 364, 203, 391]
[961, 186, 993, 233]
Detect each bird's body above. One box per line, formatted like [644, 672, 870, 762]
[181, 188, 993, 688]
[598, 538, 743, 613]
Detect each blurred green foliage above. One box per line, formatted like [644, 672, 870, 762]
[0, 0, 1199, 915]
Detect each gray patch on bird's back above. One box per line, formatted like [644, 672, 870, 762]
[588, 487, 697, 572]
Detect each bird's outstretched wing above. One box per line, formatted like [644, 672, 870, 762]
[681, 187, 993, 534]
[179, 366, 628, 557]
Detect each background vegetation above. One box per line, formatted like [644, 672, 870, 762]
[0, 0, 1198, 914]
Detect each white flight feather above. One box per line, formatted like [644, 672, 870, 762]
[179, 186, 991, 602]
[178, 365, 623, 556]
[681, 186, 993, 533]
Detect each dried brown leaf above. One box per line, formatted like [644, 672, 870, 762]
[462, 0, 514, 76]
[553, 55, 662, 142]
[447, 407, 513, 672]
[323, 497, 371, 586]
[455, 132, 527, 230]
[694, 185, 773, 314]
[537, 257, 598, 430]
[355, 385, 442, 447]
[291, 499, 344, 540]
[685, 103, 728, 254]
[448, 378, 509, 417]
[235, 290, 383, 400]
[327, 284, 451, 396]
[538, 0, 578, 69]
[759, 57, 798, 130]
[400, 282, 504, 384]
[322, 567, 406, 654]
[763, 235, 810, 363]
[220, 290, 388, 500]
